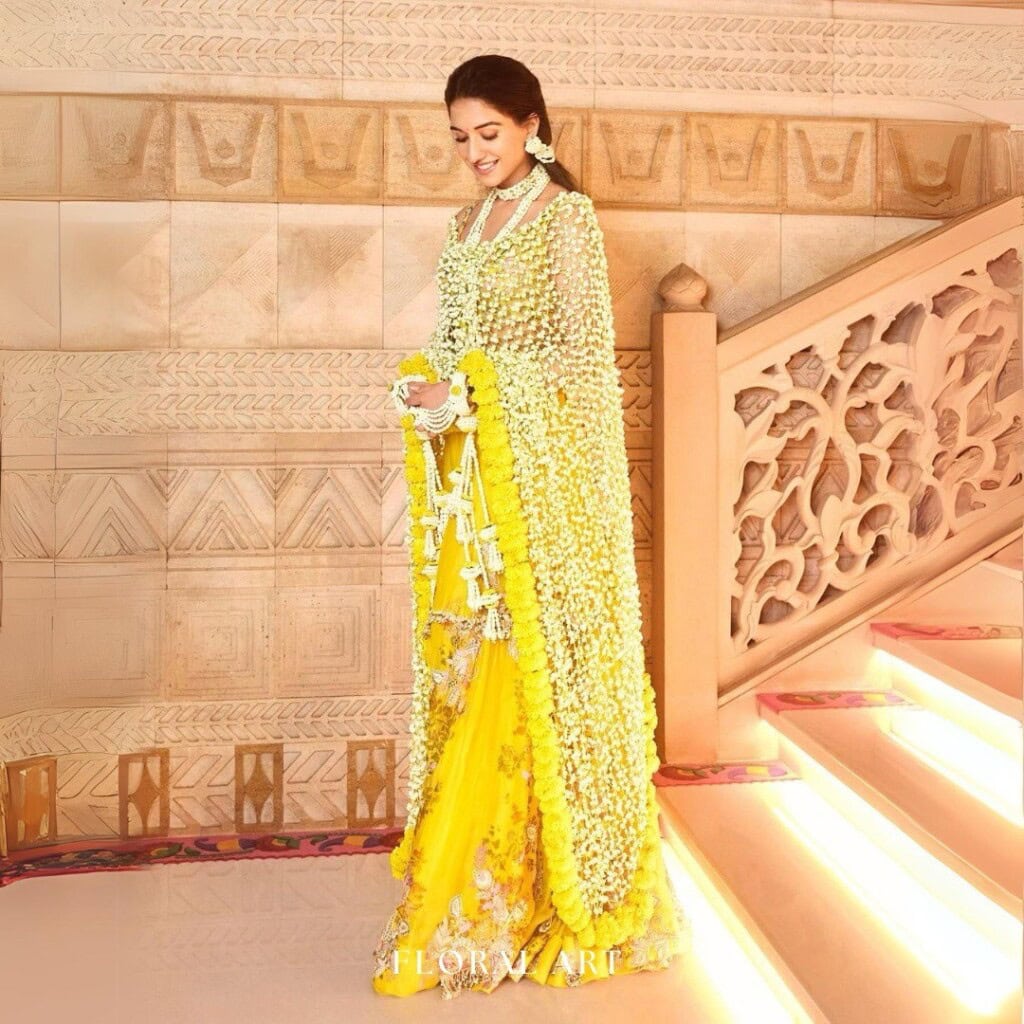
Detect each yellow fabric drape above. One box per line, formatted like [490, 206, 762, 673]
[372, 425, 688, 999]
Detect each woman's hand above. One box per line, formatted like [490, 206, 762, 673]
[404, 379, 451, 411]
[405, 380, 451, 441]
[404, 379, 476, 440]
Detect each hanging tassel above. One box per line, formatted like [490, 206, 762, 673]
[461, 563, 483, 610]
[422, 525, 437, 561]
[484, 603, 503, 641]
[479, 592, 506, 641]
[483, 541, 504, 573]
[479, 524, 503, 572]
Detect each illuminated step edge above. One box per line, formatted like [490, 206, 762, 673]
[870, 624, 1023, 720]
[870, 646, 1022, 758]
[659, 768, 1022, 1022]
[657, 796, 824, 1024]
[758, 694, 1023, 918]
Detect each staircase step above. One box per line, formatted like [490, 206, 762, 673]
[758, 692, 1023, 916]
[658, 775, 1021, 1024]
[871, 622, 1023, 719]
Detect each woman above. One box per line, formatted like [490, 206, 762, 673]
[373, 54, 689, 1000]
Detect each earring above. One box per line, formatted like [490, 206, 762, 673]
[524, 133, 556, 164]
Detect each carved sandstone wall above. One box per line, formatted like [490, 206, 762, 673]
[0, 0, 1021, 846]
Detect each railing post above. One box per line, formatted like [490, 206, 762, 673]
[651, 305, 720, 763]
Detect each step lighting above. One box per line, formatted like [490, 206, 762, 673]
[770, 782, 1019, 1017]
[887, 707, 1024, 826]
[659, 836, 808, 1024]
[874, 649, 1022, 757]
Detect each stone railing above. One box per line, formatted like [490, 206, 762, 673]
[653, 195, 1024, 761]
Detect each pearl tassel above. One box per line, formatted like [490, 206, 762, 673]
[410, 377, 510, 641]
[479, 592, 504, 641]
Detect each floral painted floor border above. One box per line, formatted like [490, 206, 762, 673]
[2, 758, 805, 888]
[0, 826, 404, 888]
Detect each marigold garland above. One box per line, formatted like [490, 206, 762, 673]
[390, 347, 666, 952]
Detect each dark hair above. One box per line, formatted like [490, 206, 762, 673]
[444, 54, 582, 195]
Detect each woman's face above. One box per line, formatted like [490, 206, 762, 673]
[448, 97, 539, 189]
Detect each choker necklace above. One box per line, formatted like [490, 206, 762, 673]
[494, 161, 550, 200]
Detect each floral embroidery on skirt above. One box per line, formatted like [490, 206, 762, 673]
[372, 429, 689, 1000]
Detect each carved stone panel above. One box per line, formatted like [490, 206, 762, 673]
[727, 246, 1022, 651]
[588, 110, 685, 208]
[878, 120, 983, 218]
[347, 738, 396, 829]
[62, 96, 172, 200]
[234, 741, 284, 831]
[0, 95, 58, 196]
[385, 105, 478, 203]
[688, 114, 783, 211]
[0, 201, 59, 350]
[4, 755, 57, 851]
[174, 100, 277, 200]
[786, 119, 875, 214]
[280, 101, 383, 201]
[118, 747, 170, 838]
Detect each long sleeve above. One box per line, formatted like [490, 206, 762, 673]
[540, 194, 617, 400]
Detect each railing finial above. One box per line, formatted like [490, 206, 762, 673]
[657, 264, 708, 312]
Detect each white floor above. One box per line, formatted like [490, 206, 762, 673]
[0, 851, 730, 1024]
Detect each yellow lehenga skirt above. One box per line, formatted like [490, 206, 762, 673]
[372, 427, 689, 1000]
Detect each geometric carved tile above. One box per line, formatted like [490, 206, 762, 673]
[0, 471, 56, 558]
[170, 201, 277, 348]
[278, 203, 383, 348]
[275, 463, 382, 577]
[167, 466, 275, 562]
[118, 747, 170, 838]
[380, 456, 410, 581]
[683, 211, 782, 329]
[878, 120, 983, 218]
[780, 214, 876, 298]
[234, 742, 284, 831]
[275, 588, 377, 697]
[0, 595, 54, 715]
[4, 755, 57, 851]
[381, 203, 450, 351]
[54, 471, 166, 561]
[587, 109, 684, 207]
[380, 583, 413, 691]
[688, 114, 782, 211]
[53, 590, 162, 703]
[279, 102, 383, 201]
[384, 104, 480, 202]
[0, 95, 58, 196]
[872, 216, 938, 251]
[982, 125, 1021, 204]
[346, 738, 395, 828]
[167, 590, 272, 699]
[616, 348, 652, 434]
[59, 201, 171, 350]
[599, 207, 687, 349]
[629, 457, 653, 551]
[786, 118, 874, 214]
[174, 100, 277, 199]
[0, 201, 60, 350]
[61, 95, 171, 199]
[2, 348, 409, 436]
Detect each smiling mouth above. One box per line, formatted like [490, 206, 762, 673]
[475, 161, 497, 173]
